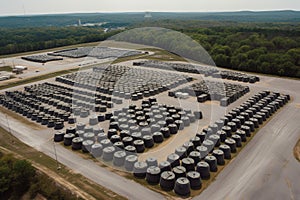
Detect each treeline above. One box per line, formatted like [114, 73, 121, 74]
[0, 27, 120, 55]
[0, 152, 78, 200]
[130, 20, 300, 78]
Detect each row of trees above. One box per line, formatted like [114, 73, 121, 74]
[0, 27, 119, 55]
[114, 23, 300, 78]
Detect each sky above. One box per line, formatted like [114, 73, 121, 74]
[0, 0, 299, 16]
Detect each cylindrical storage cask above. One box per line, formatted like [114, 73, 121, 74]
[181, 158, 195, 172]
[54, 131, 65, 142]
[159, 161, 172, 172]
[125, 155, 138, 171]
[146, 166, 161, 185]
[222, 126, 232, 137]
[209, 134, 220, 147]
[146, 157, 158, 167]
[225, 138, 237, 153]
[167, 153, 180, 168]
[113, 151, 127, 166]
[190, 136, 201, 148]
[133, 139, 145, 153]
[189, 151, 201, 164]
[196, 161, 210, 179]
[102, 146, 116, 161]
[133, 161, 148, 178]
[174, 177, 190, 196]
[175, 146, 187, 159]
[160, 171, 176, 191]
[173, 166, 187, 179]
[244, 121, 255, 132]
[212, 149, 225, 165]
[232, 135, 242, 147]
[227, 122, 237, 132]
[202, 139, 214, 153]
[187, 171, 202, 190]
[196, 146, 208, 159]
[143, 135, 154, 148]
[153, 132, 164, 143]
[236, 130, 247, 142]
[82, 140, 94, 153]
[219, 144, 231, 159]
[204, 155, 218, 172]
[91, 143, 103, 158]
[72, 137, 83, 150]
[241, 125, 251, 137]
[64, 133, 75, 146]
[217, 130, 227, 143]
[183, 142, 194, 154]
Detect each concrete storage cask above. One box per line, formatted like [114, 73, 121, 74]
[168, 123, 179, 134]
[241, 125, 251, 137]
[189, 151, 201, 164]
[102, 146, 116, 161]
[236, 130, 247, 142]
[190, 136, 201, 148]
[72, 137, 83, 150]
[124, 145, 137, 153]
[244, 121, 255, 131]
[173, 166, 187, 179]
[174, 177, 191, 196]
[222, 126, 232, 137]
[167, 153, 180, 168]
[82, 140, 94, 153]
[217, 130, 227, 143]
[107, 129, 118, 139]
[232, 135, 242, 147]
[100, 139, 112, 148]
[209, 134, 220, 147]
[183, 141, 194, 154]
[160, 171, 176, 191]
[227, 122, 237, 132]
[113, 151, 127, 166]
[125, 155, 138, 171]
[83, 132, 95, 141]
[219, 144, 231, 159]
[225, 138, 237, 153]
[187, 171, 202, 190]
[146, 166, 161, 184]
[64, 133, 75, 146]
[133, 161, 148, 178]
[66, 126, 76, 134]
[110, 135, 121, 143]
[114, 141, 124, 149]
[97, 132, 107, 142]
[212, 149, 225, 165]
[205, 155, 218, 172]
[253, 114, 263, 124]
[153, 132, 164, 143]
[133, 139, 145, 153]
[146, 157, 158, 167]
[202, 139, 214, 153]
[181, 158, 195, 172]
[194, 111, 203, 119]
[196, 146, 208, 159]
[159, 161, 172, 172]
[196, 161, 210, 179]
[196, 132, 206, 143]
[175, 146, 187, 159]
[54, 131, 65, 142]
[143, 135, 154, 148]
[160, 127, 170, 138]
[91, 143, 103, 158]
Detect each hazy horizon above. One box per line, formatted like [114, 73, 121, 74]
[0, 0, 299, 16]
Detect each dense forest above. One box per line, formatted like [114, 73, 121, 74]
[0, 27, 119, 55]
[0, 11, 299, 78]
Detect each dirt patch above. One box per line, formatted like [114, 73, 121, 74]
[293, 139, 300, 162]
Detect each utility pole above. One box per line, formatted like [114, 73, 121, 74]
[53, 139, 61, 170]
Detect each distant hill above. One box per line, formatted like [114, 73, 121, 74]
[0, 10, 300, 28]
